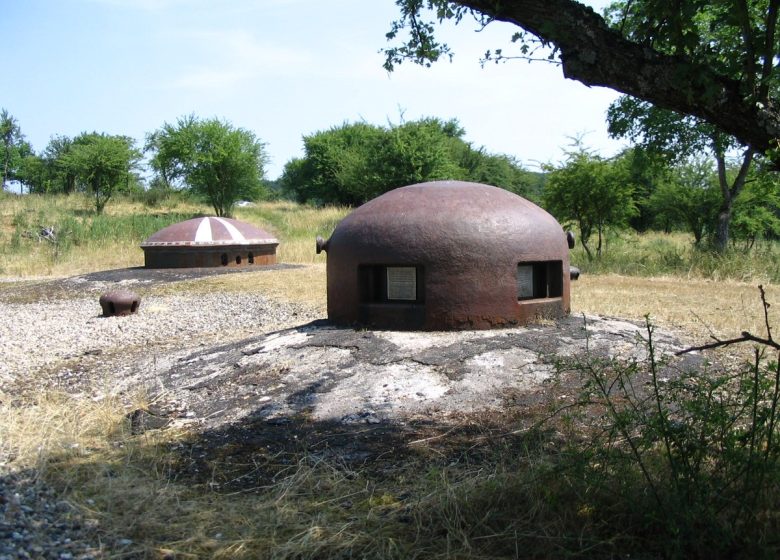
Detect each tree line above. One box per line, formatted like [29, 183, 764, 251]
[544, 143, 780, 260]
[0, 112, 266, 217]
[4, 0, 780, 253]
[2, 107, 778, 254]
[383, 0, 780, 253]
[0, 111, 541, 216]
[279, 117, 541, 205]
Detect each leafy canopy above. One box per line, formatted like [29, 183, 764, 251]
[544, 145, 637, 260]
[146, 116, 268, 217]
[281, 117, 536, 206]
[385, 1, 780, 160]
[61, 133, 141, 213]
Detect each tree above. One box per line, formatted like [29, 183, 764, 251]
[543, 145, 637, 260]
[63, 133, 141, 213]
[43, 135, 77, 194]
[647, 157, 721, 244]
[617, 148, 671, 232]
[602, 0, 775, 251]
[146, 116, 267, 217]
[385, 1, 780, 163]
[1, 109, 24, 190]
[280, 117, 535, 205]
[732, 165, 780, 247]
[17, 149, 48, 195]
[608, 98, 756, 251]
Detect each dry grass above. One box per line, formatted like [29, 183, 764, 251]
[2, 270, 778, 557]
[3, 194, 780, 558]
[235, 201, 349, 265]
[0, 388, 448, 559]
[162, 266, 777, 344]
[0, 194, 347, 277]
[153, 264, 328, 312]
[573, 274, 778, 343]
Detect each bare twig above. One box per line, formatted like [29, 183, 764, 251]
[677, 286, 778, 355]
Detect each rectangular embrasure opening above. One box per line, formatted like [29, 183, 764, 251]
[517, 261, 563, 300]
[387, 266, 417, 301]
[359, 265, 423, 303]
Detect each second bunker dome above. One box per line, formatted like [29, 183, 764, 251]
[317, 180, 572, 330]
[141, 216, 278, 268]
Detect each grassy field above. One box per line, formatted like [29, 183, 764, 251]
[2, 192, 780, 558]
[0, 192, 349, 276]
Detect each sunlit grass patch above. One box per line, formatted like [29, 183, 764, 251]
[572, 274, 779, 344]
[235, 201, 349, 264]
[0, 195, 348, 276]
[571, 230, 780, 283]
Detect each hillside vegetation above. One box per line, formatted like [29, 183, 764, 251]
[1, 191, 780, 559]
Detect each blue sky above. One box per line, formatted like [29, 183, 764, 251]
[2, 0, 625, 179]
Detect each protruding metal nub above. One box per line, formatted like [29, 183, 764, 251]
[566, 230, 576, 249]
[570, 266, 581, 280]
[316, 236, 329, 254]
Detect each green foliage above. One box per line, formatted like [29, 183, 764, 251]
[607, 96, 718, 161]
[61, 133, 141, 214]
[1, 108, 25, 190]
[146, 115, 268, 217]
[383, 1, 468, 71]
[603, 0, 777, 251]
[648, 156, 721, 243]
[557, 316, 780, 557]
[280, 117, 535, 206]
[42, 135, 77, 194]
[543, 145, 637, 260]
[16, 152, 48, 194]
[733, 167, 780, 248]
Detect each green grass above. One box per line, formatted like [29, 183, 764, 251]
[0, 193, 348, 275]
[235, 200, 349, 264]
[3, 191, 780, 558]
[570, 229, 780, 283]
[2, 191, 778, 281]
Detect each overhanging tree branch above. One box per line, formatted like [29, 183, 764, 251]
[390, 0, 780, 157]
[457, 0, 780, 154]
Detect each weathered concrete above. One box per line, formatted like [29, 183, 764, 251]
[140, 315, 702, 430]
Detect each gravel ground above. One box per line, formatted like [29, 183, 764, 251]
[0, 473, 102, 560]
[0, 290, 320, 394]
[0, 274, 321, 559]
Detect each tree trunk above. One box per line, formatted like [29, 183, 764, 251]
[713, 147, 754, 252]
[579, 221, 593, 261]
[456, 0, 780, 158]
[714, 206, 731, 253]
[596, 225, 603, 258]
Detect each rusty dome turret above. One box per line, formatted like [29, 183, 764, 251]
[141, 216, 278, 268]
[318, 180, 571, 330]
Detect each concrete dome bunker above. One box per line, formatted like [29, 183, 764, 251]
[317, 181, 573, 330]
[141, 216, 279, 269]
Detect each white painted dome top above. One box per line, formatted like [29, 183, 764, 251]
[141, 217, 278, 247]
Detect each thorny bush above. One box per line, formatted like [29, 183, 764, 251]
[556, 287, 780, 558]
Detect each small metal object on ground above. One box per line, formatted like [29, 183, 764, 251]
[99, 290, 141, 317]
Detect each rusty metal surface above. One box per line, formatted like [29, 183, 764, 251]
[143, 246, 276, 269]
[320, 180, 571, 330]
[99, 290, 141, 317]
[141, 217, 278, 269]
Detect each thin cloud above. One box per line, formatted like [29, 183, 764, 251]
[162, 29, 314, 91]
